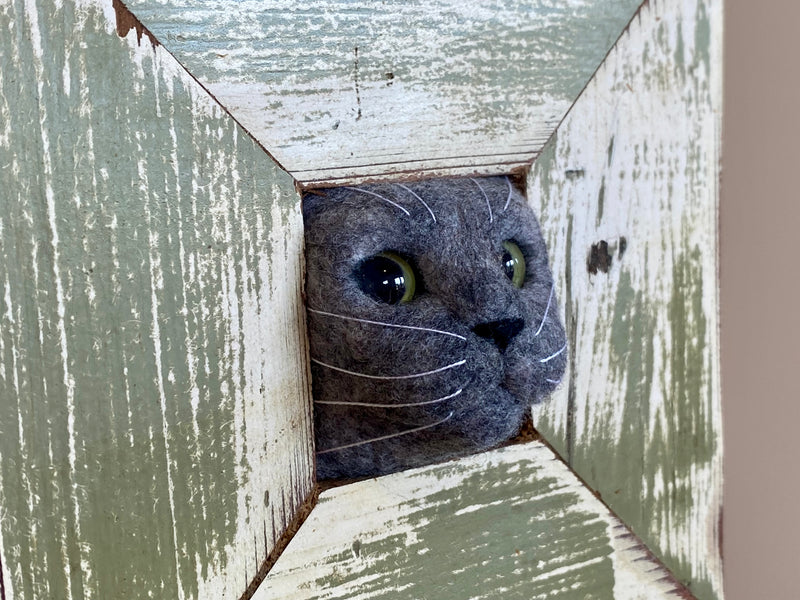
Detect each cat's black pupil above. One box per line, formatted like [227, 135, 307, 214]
[502, 250, 517, 281]
[356, 256, 407, 304]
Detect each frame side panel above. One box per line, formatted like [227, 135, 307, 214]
[0, 1, 313, 598]
[529, 0, 723, 598]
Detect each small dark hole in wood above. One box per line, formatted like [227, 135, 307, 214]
[587, 240, 613, 274]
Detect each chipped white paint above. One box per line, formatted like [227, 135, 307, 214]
[0, 501, 12, 600]
[24, 0, 86, 595]
[2, 0, 722, 598]
[256, 443, 687, 600]
[143, 160, 185, 600]
[122, 0, 643, 186]
[529, 0, 723, 597]
[0, 0, 313, 598]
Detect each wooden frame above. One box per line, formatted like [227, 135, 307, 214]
[0, 0, 722, 598]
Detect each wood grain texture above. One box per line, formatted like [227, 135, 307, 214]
[0, 0, 723, 598]
[120, 0, 643, 186]
[255, 442, 690, 600]
[528, 0, 723, 598]
[0, 1, 313, 598]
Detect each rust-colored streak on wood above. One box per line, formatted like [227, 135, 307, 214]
[113, 0, 159, 47]
[239, 486, 320, 600]
[620, 535, 699, 600]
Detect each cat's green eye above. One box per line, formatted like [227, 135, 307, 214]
[355, 251, 416, 305]
[502, 240, 526, 288]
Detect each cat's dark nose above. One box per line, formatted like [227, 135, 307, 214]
[471, 318, 524, 351]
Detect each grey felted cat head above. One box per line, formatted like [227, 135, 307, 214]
[303, 176, 567, 480]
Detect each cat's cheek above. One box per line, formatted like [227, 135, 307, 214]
[502, 351, 564, 405]
[449, 387, 526, 447]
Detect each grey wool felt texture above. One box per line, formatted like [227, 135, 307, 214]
[303, 176, 567, 480]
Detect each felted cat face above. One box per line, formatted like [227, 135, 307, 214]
[303, 176, 567, 480]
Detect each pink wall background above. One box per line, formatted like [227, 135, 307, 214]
[721, 1, 800, 598]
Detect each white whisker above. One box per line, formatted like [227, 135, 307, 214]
[316, 388, 463, 408]
[470, 178, 493, 223]
[394, 183, 436, 222]
[534, 283, 555, 337]
[312, 358, 466, 380]
[345, 186, 411, 216]
[546, 378, 562, 385]
[539, 343, 567, 363]
[503, 176, 514, 211]
[316, 411, 455, 454]
[308, 308, 467, 341]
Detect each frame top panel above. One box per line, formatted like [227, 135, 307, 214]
[123, 0, 642, 185]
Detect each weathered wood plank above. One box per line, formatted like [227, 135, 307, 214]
[0, 1, 313, 598]
[256, 442, 690, 600]
[120, 0, 643, 186]
[528, 0, 723, 598]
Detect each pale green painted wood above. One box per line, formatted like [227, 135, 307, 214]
[0, 1, 313, 598]
[528, 0, 723, 598]
[0, 0, 723, 598]
[121, 0, 643, 185]
[257, 442, 688, 600]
